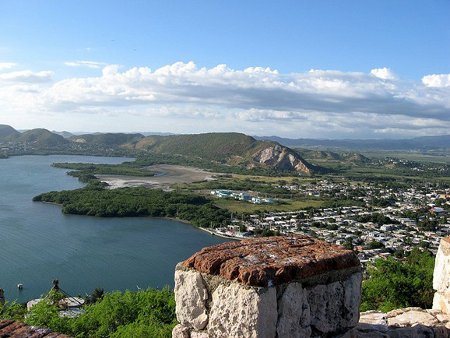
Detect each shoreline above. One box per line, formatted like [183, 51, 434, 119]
[198, 227, 242, 240]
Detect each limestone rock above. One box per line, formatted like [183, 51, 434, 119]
[277, 282, 312, 338]
[190, 331, 209, 338]
[308, 281, 344, 333]
[252, 145, 311, 174]
[306, 273, 361, 334]
[387, 310, 439, 327]
[343, 272, 362, 327]
[359, 311, 388, 326]
[175, 268, 209, 330]
[172, 324, 190, 338]
[434, 238, 450, 294]
[208, 283, 277, 338]
[434, 292, 450, 315]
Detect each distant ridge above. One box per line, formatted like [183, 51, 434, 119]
[256, 135, 450, 151]
[5, 128, 69, 147]
[297, 148, 371, 164]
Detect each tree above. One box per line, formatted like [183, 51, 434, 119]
[361, 249, 435, 312]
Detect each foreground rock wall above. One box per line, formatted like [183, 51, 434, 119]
[172, 235, 362, 338]
[434, 237, 450, 314]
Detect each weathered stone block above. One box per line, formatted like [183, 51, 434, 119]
[434, 238, 450, 292]
[277, 282, 312, 338]
[174, 267, 209, 330]
[173, 235, 362, 338]
[208, 283, 277, 338]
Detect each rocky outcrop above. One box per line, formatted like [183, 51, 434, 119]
[350, 308, 450, 337]
[252, 145, 311, 174]
[173, 235, 362, 338]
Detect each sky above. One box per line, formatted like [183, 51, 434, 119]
[0, 0, 449, 139]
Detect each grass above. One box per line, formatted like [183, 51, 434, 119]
[213, 198, 325, 213]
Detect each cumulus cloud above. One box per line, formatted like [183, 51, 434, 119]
[1, 61, 450, 138]
[422, 73, 450, 88]
[370, 67, 396, 80]
[64, 60, 107, 69]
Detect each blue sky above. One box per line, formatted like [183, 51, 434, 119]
[0, 0, 449, 138]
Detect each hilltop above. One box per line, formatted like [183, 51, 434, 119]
[0, 127, 69, 148]
[0, 124, 20, 139]
[130, 133, 314, 174]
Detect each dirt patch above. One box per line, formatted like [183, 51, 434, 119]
[97, 164, 217, 191]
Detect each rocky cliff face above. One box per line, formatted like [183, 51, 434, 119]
[252, 144, 311, 174]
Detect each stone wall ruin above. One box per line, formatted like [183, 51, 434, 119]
[172, 235, 362, 338]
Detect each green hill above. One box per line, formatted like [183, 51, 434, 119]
[297, 148, 370, 164]
[0, 124, 20, 140]
[132, 133, 314, 174]
[134, 133, 266, 159]
[11, 128, 69, 147]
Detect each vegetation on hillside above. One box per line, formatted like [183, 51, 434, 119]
[10, 128, 69, 147]
[134, 133, 269, 160]
[0, 124, 20, 139]
[361, 249, 435, 312]
[0, 288, 176, 338]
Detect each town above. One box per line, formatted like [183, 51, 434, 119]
[207, 179, 450, 266]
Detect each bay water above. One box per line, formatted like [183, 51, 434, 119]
[0, 155, 226, 302]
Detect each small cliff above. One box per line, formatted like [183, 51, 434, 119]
[252, 144, 312, 174]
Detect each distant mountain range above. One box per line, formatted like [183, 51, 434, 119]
[256, 135, 450, 151]
[0, 125, 313, 174]
[4, 123, 450, 173]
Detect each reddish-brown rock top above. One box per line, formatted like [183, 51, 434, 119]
[0, 319, 72, 338]
[443, 236, 450, 244]
[182, 235, 360, 287]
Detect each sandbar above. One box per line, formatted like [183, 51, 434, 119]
[96, 164, 217, 191]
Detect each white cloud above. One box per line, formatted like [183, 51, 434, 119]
[64, 60, 107, 69]
[422, 73, 450, 88]
[1, 61, 450, 138]
[0, 70, 52, 83]
[0, 62, 16, 71]
[370, 67, 396, 80]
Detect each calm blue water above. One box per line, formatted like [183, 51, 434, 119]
[0, 155, 226, 302]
